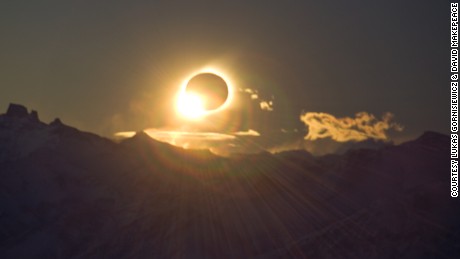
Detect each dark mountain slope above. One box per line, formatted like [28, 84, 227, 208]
[0, 104, 458, 258]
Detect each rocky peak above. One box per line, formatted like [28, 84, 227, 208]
[30, 110, 39, 122]
[416, 131, 447, 143]
[6, 103, 28, 118]
[5, 103, 42, 123]
[50, 118, 63, 126]
[402, 131, 449, 150]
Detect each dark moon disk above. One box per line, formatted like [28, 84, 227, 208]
[185, 73, 229, 111]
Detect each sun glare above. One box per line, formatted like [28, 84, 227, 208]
[176, 67, 234, 120]
[177, 92, 206, 119]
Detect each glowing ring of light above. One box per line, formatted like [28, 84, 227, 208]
[177, 68, 234, 118]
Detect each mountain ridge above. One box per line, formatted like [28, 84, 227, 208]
[0, 103, 458, 258]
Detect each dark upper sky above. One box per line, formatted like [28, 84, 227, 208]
[0, 1, 449, 148]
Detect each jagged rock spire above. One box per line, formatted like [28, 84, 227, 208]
[6, 103, 28, 118]
[5, 103, 41, 123]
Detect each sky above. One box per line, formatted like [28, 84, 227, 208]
[0, 1, 449, 155]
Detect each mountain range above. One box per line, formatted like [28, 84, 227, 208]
[0, 103, 458, 258]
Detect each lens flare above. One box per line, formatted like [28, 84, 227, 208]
[177, 92, 206, 119]
[176, 68, 234, 120]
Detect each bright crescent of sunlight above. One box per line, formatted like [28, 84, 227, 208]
[176, 67, 234, 120]
[177, 92, 206, 119]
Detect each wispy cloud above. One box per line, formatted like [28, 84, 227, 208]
[144, 129, 235, 141]
[240, 88, 259, 100]
[114, 131, 136, 139]
[239, 88, 274, 111]
[233, 129, 261, 136]
[280, 128, 299, 133]
[300, 112, 403, 142]
[260, 101, 274, 111]
[242, 88, 258, 95]
[115, 129, 235, 141]
[114, 128, 236, 152]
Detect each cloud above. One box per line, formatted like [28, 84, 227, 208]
[115, 129, 235, 141]
[239, 87, 275, 111]
[240, 88, 259, 100]
[114, 131, 136, 139]
[242, 88, 257, 95]
[238, 88, 275, 112]
[239, 88, 259, 98]
[260, 101, 274, 111]
[300, 112, 403, 142]
[281, 128, 299, 133]
[145, 129, 235, 141]
[114, 128, 237, 154]
[233, 129, 261, 136]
